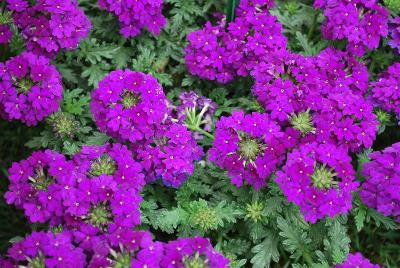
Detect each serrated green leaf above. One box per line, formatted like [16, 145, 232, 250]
[251, 231, 280, 268]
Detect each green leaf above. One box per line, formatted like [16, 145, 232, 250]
[62, 89, 90, 115]
[81, 65, 108, 87]
[86, 132, 110, 146]
[251, 231, 280, 268]
[355, 206, 367, 232]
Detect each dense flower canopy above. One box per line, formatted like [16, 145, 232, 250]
[98, 0, 166, 38]
[7, 0, 91, 58]
[371, 63, 400, 119]
[360, 142, 400, 222]
[0, 24, 12, 44]
[0, 52, 63, 125]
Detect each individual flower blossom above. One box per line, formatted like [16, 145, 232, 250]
[314, 0, 389, 56]
[134, 122, 204, 187]
[5, 150, 74, 223]
[209, 111, 287, 189]
[360, 143, 400, 222]
[97, 0, 166, 38]
[276, 142, 358, 223]
[389, 16, 400, 53]
[0, 52, 63, 126]
[90, 70, 168, 143]
[161, 237, 230, 268]
[185, 0, 286, 83]
[172, 91, 217, 140]
[0, 24, 12, 44]
[63, 143, 144, 232]
[7, 0, 91, 57]
[313, 47, 369, 96]
[336, 252, 380, 268]
[6, 231, 86, 268]
[251, 52, 320, 122]
[313, 92, 378, 152]
[370, 63, 400, 119]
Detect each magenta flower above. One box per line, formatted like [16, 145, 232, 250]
[370, 63, 400, 119]
[360, 142, 400, 222]
[98, 0, 166, 38]
[336, 252, 380, 268]
[134, 122, 204, 187]
[5, 150, 73, 223]
[209, 111, 287, 189]
[276, 142, 358, 223]
[0, 52, 63, 126]
[0, 24, 12, 44]
[90, 70, 168, 143]
[7, 0, 91, 58]
[6, 231, 86, 268]
[315, 0, 389, 56]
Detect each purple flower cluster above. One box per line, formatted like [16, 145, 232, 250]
[360, 142, 400, 222]
[98, 0, 166, 38]
[2, 230, 229, 268]
[314, 0, 389, 56]
[0, 52, 63, 126]
[5, 143, 144, 233]
[370, 63, 400, 119]
[185, 0, 286, 83]
[90, 70, 168, 143]
[7, 231, 86, 268]
[389, 16, 400, 53]
[209, 111, 287, 189]
[134, 122, 204, 187]
[0, 24, 12, 44]
[7, 0, 91, 58]
[336, 252, 380, 268]
[276, 142, 358, 223]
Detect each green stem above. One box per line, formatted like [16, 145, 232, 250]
[303, 250, 314, 267]
[187, 125, 215, 140]
[307, 12, 318, 40]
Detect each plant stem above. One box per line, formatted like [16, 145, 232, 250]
[187, 125, 215, 140]
[307, 12, 318, 40]
[303, 250, 314, 267]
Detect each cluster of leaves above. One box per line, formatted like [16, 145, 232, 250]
[0, 0, 399, 267]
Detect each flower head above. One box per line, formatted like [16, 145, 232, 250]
[336, 252, 380, 268]
[0, 52, 63, 125]
[209, 111, 287, 189]
[276, 142, 358, 223]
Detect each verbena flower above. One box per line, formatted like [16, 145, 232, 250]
[90, 70, 168, 143]
[0, 52, 63, 125]
[6, 231, 86, 268]
[313, 48, 369, 96]
[360, 142, 400, 222]
[64, 143, 144, 232]
[389, 16, 400, 53]
[185, 0, 286, 83]
[5, 150, 73, 223]
[312, 92, 378, 153]
[251, 52, 320, 122]
[209, 111, 287, 189]
[134, 122, 204, 187]
[336, 252, 380, 268]
[7, 0, 91, 58]
[276, 142, 358, 223]
[0, 24, 12, 44]
[370, 63, 400, 119]
[98, 0, 166, 38]
[314, 0, 389, 56]
[161, 237, 230, 268]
